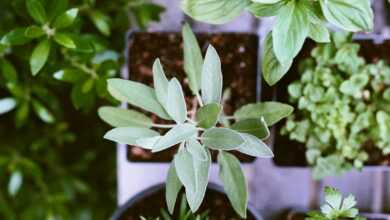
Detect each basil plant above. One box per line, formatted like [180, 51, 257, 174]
[282, 33, 390, 179]
[307, 187, 364, 220]
[98, 24, 293, 218]
[181, 0, 374, 86]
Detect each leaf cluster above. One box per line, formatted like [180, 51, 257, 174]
[282, 32, 390, 179]
[181, 0, 374, 86]
[99, 24, 293, 218]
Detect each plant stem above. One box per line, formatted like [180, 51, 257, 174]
[222, 116, 235, 120]
[151, 123, 176, 129]
[196, 93, 204, 107]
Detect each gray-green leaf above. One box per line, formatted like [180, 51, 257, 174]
[234, 102, 293, 126]
[182, 23, 203, 95]
[237, 133, 273, 158]
[218, 151, 248, 218]
[30, 39, 51, 76]
[104, 127, 159, 146]
[107, 78, 170, 120]
[231, 117, 270, 139]
[248, 1, 285, 17]
[153, 123, 198, 152]
[196, 103, 222, 129]
[202, 127, 244, 150]
[167, 78, 187, 124]
[98, 106, 152, 128]
[186, 139, 208, 161]
[201, 45, 222, 104]
[166, 163, 183, 214]
[153, 58, 169, 108]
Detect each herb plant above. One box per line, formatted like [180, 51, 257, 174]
[307, 187, 364, 220]
[99, 24, 293, 218]
[282, 33, 390, 179]
[181, 0, 374, 86]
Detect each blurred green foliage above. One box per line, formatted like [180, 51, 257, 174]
[282, 33, 390, 179]
[0, 0, 164, 219]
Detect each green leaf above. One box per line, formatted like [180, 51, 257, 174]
[182, 23, 203, 95]
[89, 10, 110, 36]
[98, 106, 152, 128]
[262, 32, 292, 86]
[319, 0, 373, 32]
[30, 39, 51, 76]
[186, 139, 208, 161]
[32, 100, 55, 123]
[104, 127, 159, 146]
[202, 127, 244, 150]
[167, 78, 187, 124]
[152, 123, 198, 152]
[0, 59, 18, 85]
[153, 58, 169, 108]
[24, 25, 45, 38]
[47, 0, 68, 21]
[107, 78, 170, 120]
[218, 151, 248, 218]
[272, 0, 310, 64]
[201, 45, 222, 104]
[231, 117, 270, 139]
[234, 102, 294, 126]
[53, 8, 78, 29]
[196, 103, 222, 129]
[248, 1, 285, 17]
[1, 28, 32, 45]
[54, 33, 76, 49]
[166, 163, 182, 214]
[132, 3, 165, 29]
[26, 0, 47, 24]
[308, 23, 330, 43]
[53, 69, 83, 82]
[237, 133, 273, 158]
[182, 0, 251, 24]
[0, 98, 17, 115]
[8, 171, 23, 197]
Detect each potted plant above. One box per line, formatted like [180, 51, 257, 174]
[111, 183, 262, 220]
[98, 24, 293, 218]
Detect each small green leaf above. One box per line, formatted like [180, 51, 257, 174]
[32, 100, 55, 123]
[26, 0, 47, 24]
[248, 1, 285, 17]
[0, 59, 18, 85]
[153, 123, 198, 152]
[89, 10, 110, 36]
[308, 23, 330, 43]
[53, 69, 83, 82]
[262, 32, 292, 86]
[153, 58, 169, 108]
[24, 25, 45, 38]
[186, 139, 208, 161]
[0, 98, 17, 115]
[319, 0, 373, 32]
[237, 133, 273, 158]
[174, 146, 196, 194]
[231, 117, 270, 139]
[201, 45, 222, 104]
[202, 127, 244, 150]
[182, 0, 251, 24]
[30, 39, 51, 76]
[196, 103, 221, 129]
[104, 127, 159, 146]
[8, 170, 23, 197]
[54, 33, 76, 49]
[1, 28, 32, 45]
[167, 78, 187, 124]
[234, 102, 294, 126]
[107, 78, 170, 120]
[98, 106, 152, 128]
[53, 8, 79, 29]
[182, 23, 203, 95]
[218, 151, 248, 218]
[166, 163, 182, 214]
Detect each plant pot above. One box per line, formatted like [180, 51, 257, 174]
[111, 182, 263, 220]
[260, 34, 390, 170]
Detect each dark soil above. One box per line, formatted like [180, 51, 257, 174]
[117, 186, 257, 220]
[127, 32, 259, 162]
[261, 39, 390, 167]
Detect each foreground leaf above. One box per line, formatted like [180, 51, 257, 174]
[53, 8, 79, 29]
[54, 33, 76, 49]
[218, 151, 248, 218]
[1, 28, 32, 45]
[201, 45, 222, 105]
[153, 123, 198, 152]
[26, 0, 47, 24]
[196, 103, 222, 129]
[153, 58, 169, 108]
[30, 39, 51, 76]
[231, 117, 269, 139]
[202, 127, 244, 150]
[104, 127, 159, 146]
[167, 78, 187, 124]
[98, 106, 152, 128]
[237, 133, 273, 158]
[166, 163, 182, 214]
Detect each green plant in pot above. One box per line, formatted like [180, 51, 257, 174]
[282, 33, 390, 179]
[98, 24, 293, 218]
[181, 0, 374, 86]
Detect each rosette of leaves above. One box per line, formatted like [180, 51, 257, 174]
[98, 24, 293, 218]
[181, 0, 374, 86]
[307, 187, 364, 220]
[282, 32, 390, 179]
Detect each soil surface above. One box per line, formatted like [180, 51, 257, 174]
[117, 186, 257, 220]
[127, 32, 259, 162]
[261, 39, 390, 167]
